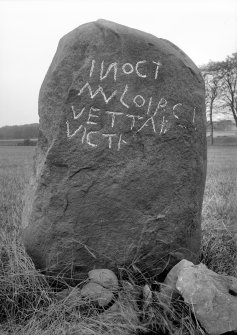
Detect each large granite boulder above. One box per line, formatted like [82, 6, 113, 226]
[163, 260, 237, 335]
[22, 20, 206, 282]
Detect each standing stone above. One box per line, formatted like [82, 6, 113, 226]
[22, 20, 206, 282]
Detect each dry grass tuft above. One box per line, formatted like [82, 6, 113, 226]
[0, 231, 51, 325]
[0, 244, 204, 335]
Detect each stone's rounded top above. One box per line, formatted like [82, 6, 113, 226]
[57, 19, 202, 83]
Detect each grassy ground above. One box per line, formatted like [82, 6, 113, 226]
[0, 147, 34, 232]
[0, 139, 37, 146]
[0, 145, 236, 334]
[201, 146, 237, 276]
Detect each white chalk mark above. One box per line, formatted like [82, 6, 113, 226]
[157, 98, 167, 109]
[78, 82, 117, 104]
[120, 84, 129, 108]
[87, 131, 98, 147]
[81, 127, 87, 143]
[192, 107, 196, 124]
[160, 116, 169, 135]
[102, 133, 116, 149]
[122, 63, 134, 75]
[100, 61, 118, 82]
[135, 60, 147, 78]
[173, 103, 183, 119]
[106, 111, 123, 128]
[117, 134, 127, 151]
[136, 116, 156, 133]
[126, 114, 143, 130]
[147, 97, 152, 115]
[149, 97, 167, 118]
[89, 59, 95, 77]
[152, 61, 162, 79]
[133, 95, 146, 108]
[87, 107, 100, 125]
[66, 121, 83, 139]
[71, 106, 85, 119]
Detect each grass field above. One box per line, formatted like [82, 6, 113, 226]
[0, 147, 34, 233]
[0, 139, 37, 146]
[201, 146, 237, 276]
[203, 146, 237, 236]
[0, 145, 237, 334]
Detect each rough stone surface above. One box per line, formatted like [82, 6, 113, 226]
[81, 282, 114, 307]
[22, 19, 206, 281]
[164, 260, 237, 335]
[88, 269, 118, 289]
[161, 259, 194, 302]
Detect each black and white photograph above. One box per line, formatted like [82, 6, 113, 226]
[0, 0, 237, 334]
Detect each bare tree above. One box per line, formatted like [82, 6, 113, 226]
[201, 64, 221, 145]
[209, 54, 237, 127]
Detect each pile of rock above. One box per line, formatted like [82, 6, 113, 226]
[55, 268, 140, 331]
[55, 263, 237, 335]
[80, 268, 118, 308]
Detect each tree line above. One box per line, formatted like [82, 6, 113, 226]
[0, 123, 39, 140]
[201, 53, 237, 144]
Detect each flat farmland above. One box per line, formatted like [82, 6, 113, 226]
[203, 146, 237, 232]
[0, 146, 35, 231]
[201, 146, 237, 276]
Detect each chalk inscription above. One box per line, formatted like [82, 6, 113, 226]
[66, 59, 196, 150]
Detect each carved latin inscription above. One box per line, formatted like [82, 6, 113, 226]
[66, 59, 197, 150]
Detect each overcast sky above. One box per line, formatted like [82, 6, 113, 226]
[0, 0, 237, 127]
